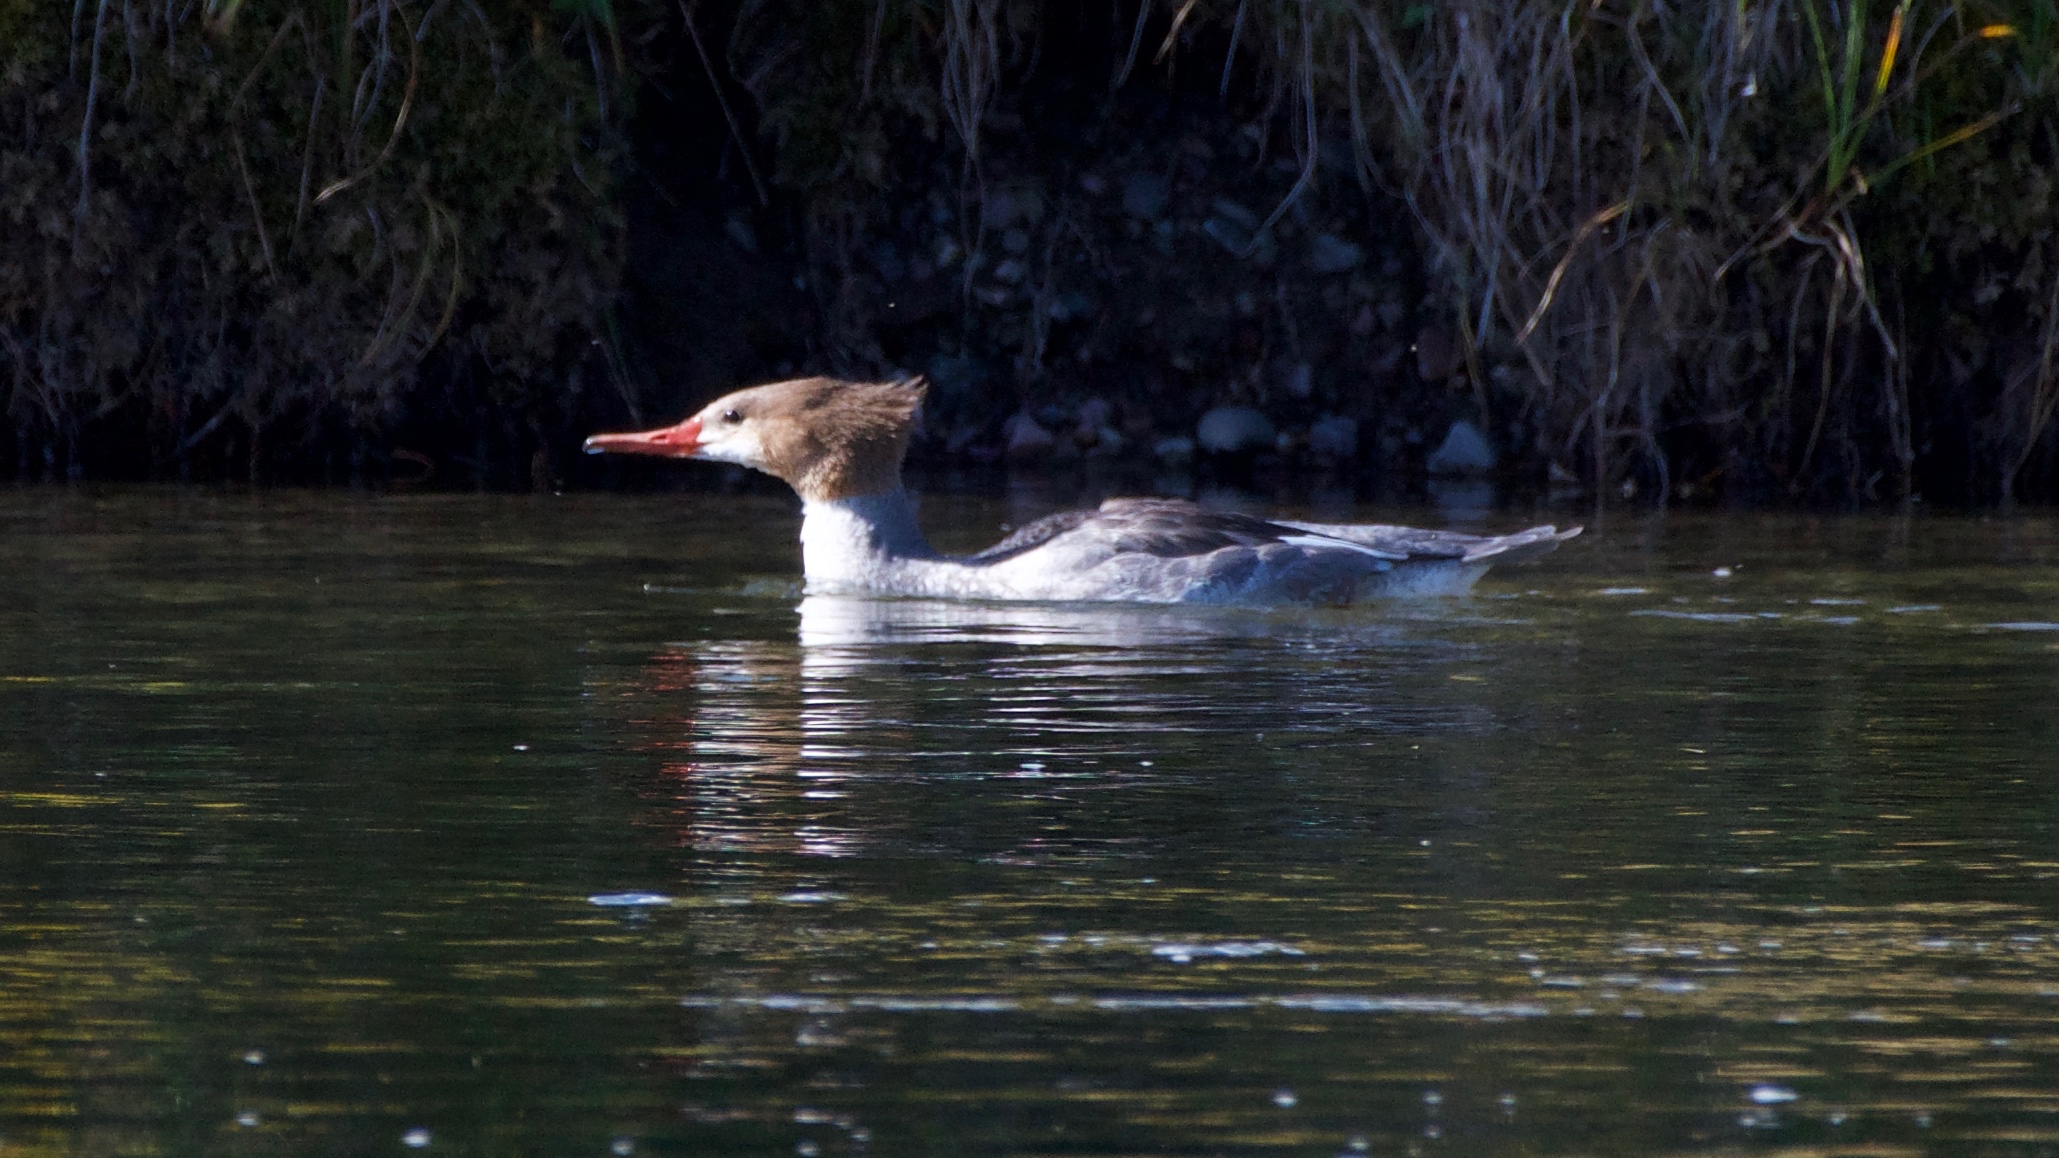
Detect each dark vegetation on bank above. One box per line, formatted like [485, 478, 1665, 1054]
[2, 0, 2056, 503]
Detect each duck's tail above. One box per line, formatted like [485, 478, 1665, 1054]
[1460, 524, 1582, 566]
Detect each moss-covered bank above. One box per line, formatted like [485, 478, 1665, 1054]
[5, 0, 2057, 502]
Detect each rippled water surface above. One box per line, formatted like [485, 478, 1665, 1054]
[3, 486, 2058, 1156]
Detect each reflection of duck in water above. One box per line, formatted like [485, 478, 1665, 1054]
[586, 377, 1579, 604]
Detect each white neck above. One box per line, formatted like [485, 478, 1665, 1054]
[798, 489, 939, 591]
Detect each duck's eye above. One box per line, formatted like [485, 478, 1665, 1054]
[721, 408, 743, 425]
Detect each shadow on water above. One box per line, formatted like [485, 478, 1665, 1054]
[1, 489, 2057, 1154]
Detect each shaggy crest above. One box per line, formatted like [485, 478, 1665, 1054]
[718, 376, 926, 501]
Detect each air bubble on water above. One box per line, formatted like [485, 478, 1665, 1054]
[1139, 760, 1153, 767]
[1712, 567, 1733, 578]
[1272, 1089, 1298, 1108]
[1423, 1124, 1442, 1138]
[1750, 1085, 1797, 1105]
[610, 1139, 635, 1157]
[402, 1128, 432, 1148]
[1422, 1090, 1442, 1106]
[512, 743, 530, 752]
[796, 1141, 820, 1158]
[235, 1111, 260, 1128]
[1914, 1111, 1933, 1128]
[1827, 1111, 1849, 1126]
[242, 1050, 265, 1065]
[1020, 761, 1045, 771]
[1499, 1093, 1518, 1111]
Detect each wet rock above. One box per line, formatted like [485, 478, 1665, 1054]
[1123, 171, 1170, 220]
[1003, 413, 1055, 459]
[1196, 406, 1275, 454]
[1202, 215, 1259, 256]
[1308, 233, 1362, 274]
[1047, 291, 1095, 322]
[1307, 415, 1359, 459]
[866, 241, 905, 282]
[1210, 198, 1259, 229]
[1075, 397, 1113, 432]
[992, 258, 1027, 284]
[1000, 229, 1031, 255]
[1153, 435, 1197, 464]
[1426, 420, 1497, 475]
[926, 353, 987, 401]
[988, 186, 1045, 230]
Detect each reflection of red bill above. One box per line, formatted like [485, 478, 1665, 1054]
[582, 416, 703, 458]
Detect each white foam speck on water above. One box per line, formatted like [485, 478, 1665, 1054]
[402, 1127, 432, 1148]
[587, 892, 672, 908]
[1094, 995, 1257, 1010]
[1886, 604, 1941, 613]
[1271, 995, 1550, 1018]
[1598, 587, 1650, 596]
[1272, 1089, 1298, 1108]
[241, 1049, 265, 1065]
[1152, 940, 1306, 963]
[1809, 598, 1865, 606]
[1630, 610, 1760, 623]
[235, 1111, 260, 1128]
[1987, 621, 2059, 632]
[611, 1140, 635, 1157]
[778, 891, 848, 904]
[852, 996, 1017, 1012]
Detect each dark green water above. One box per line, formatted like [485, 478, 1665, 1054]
[2, 487, 2057, 1157]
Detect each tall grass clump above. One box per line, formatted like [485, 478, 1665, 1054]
[0, 0, 634, 481]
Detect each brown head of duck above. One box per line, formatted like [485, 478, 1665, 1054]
[582, 376, 927, 503]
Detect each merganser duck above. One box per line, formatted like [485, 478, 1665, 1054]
[583, 377, 1579, 604]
